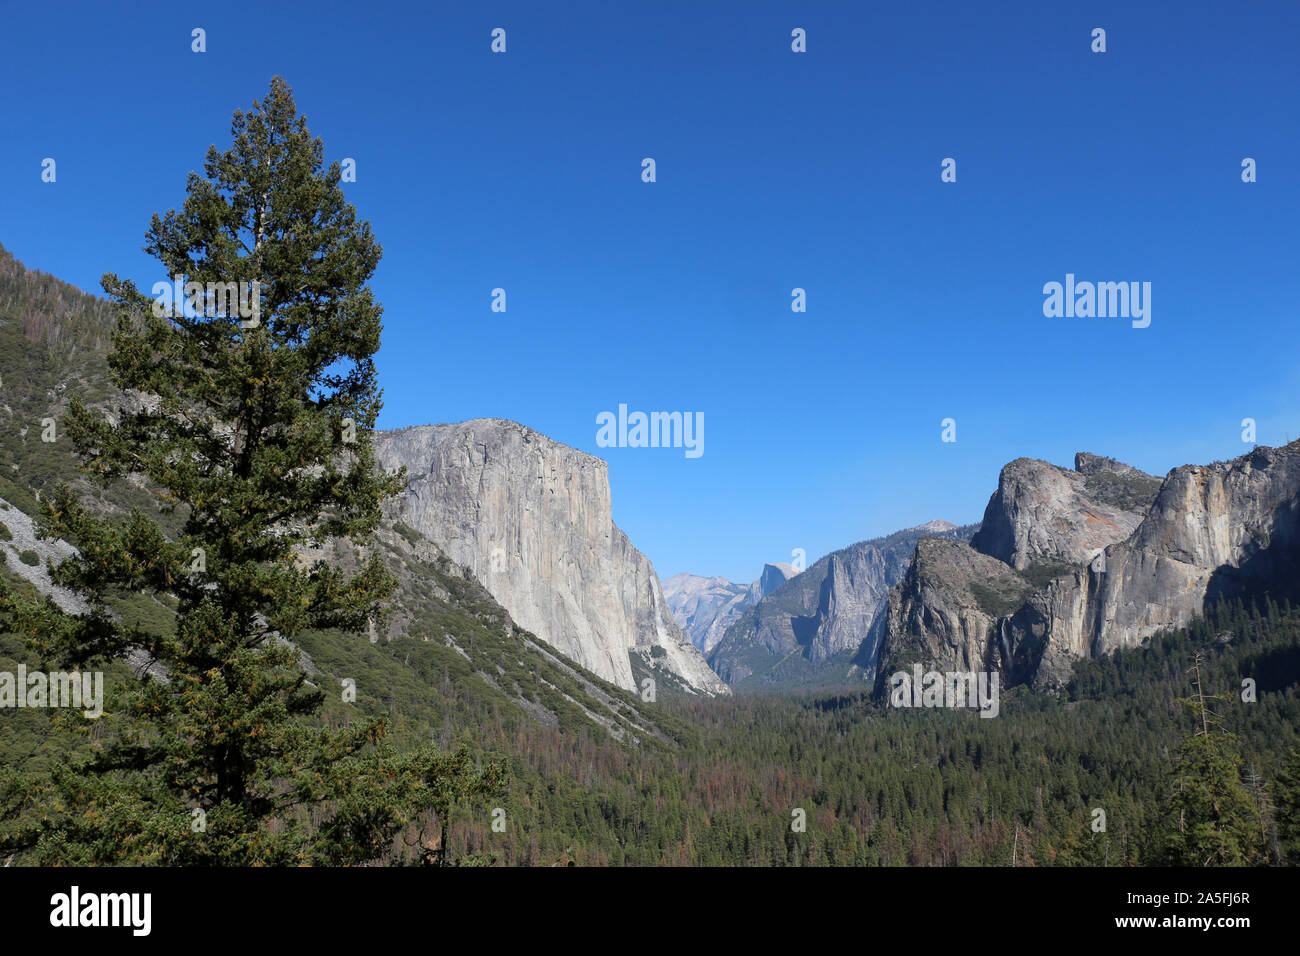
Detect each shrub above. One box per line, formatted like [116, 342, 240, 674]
[970, 580, 1028, 619]
[1022, 560, 1077, 590]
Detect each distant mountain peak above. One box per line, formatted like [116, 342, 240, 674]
[707, 521, 979, 689]
[662, 573, 753, 654]
[912, 519, 958, 533]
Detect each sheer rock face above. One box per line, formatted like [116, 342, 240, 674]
[808, 548, 903, 662]
[1007, 443, 1300, 686]
[757, 562, 800, 598]
[709, 541, 899, 684]
[970, 456, 1156, 570]
[877, 443, 1300, 692]
[372, 419, 728, 696]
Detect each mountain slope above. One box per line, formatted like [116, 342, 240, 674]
[300, 520, 682, 742]
[709, 521, 977, 689]
[0, 244, 723, 741]
[0, 242, 161, 523]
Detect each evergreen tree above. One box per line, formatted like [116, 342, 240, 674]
[1163, 653, 1262, 866]
[1241, 763, 1280, 864]
[1274, 747, 1300, 864]
[1056, 816, 1110, 866]
[0, 77, 501, 865]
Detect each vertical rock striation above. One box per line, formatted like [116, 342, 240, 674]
[875, 443, 1300, 692]
[970, 456, 1157, 570]
[372, 419, 728, 696]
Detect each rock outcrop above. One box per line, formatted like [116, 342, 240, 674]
[0, 498, 88, 616]
[373, 419, 728, 697]
[1074, 451, 1143, 479]
[756, 562, 800, 599]
[875, 443, 1300, 692]
[871, 538, 1031, 692]
[1004, 442, 1300, 686]
[970, 456, 1159, 571]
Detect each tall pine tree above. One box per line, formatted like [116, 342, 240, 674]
[0, 77, 501, 865]
[1163, 653, 1262, 866]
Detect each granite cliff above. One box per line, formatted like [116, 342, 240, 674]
[1003, 442, 1300, 687]
[373, 419, 728, 697]
[874, 444, 1300, 692]
[969, 453, 1159, 570]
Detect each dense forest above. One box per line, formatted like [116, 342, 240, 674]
[431, 595, 1300, 866]
[6, 579, 1298, 865]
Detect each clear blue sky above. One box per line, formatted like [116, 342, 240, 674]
[2, 1, 1297, 583]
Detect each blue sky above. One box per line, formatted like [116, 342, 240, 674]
[2, 1, 1297, 583]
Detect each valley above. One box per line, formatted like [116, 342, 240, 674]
[1, 239, 1297, 867]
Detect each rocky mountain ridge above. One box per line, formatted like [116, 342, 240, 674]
[873, 444, 1300, 692]
[708, 521, 977, 688]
